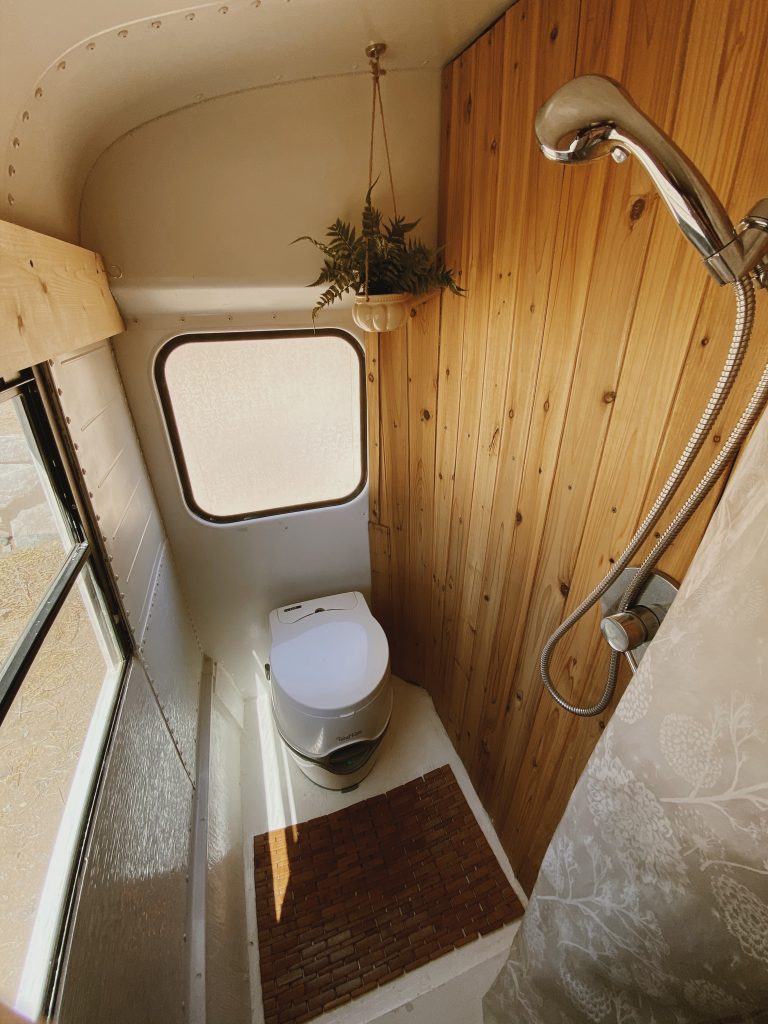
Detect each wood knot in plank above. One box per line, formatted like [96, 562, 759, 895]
[630, 197, 646, 221]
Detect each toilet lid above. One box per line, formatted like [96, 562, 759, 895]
[270, 616, 389, 715]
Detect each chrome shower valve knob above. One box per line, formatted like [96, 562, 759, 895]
[600, 606, 660, 653]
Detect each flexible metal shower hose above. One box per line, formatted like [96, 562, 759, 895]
[541, 276, 759, 716]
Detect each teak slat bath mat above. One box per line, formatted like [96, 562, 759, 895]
[253, 764, 523, 1024]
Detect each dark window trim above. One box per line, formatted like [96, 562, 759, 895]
[0, 373, 95, 727]
[6, 371, 85, 546]
[154, 328, 368, 524]
[35, 362, 133, 660]
[0, 542, 90, 723]
[0, 367, 131, 718]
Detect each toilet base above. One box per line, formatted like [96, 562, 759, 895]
[284, 743, 382, 791]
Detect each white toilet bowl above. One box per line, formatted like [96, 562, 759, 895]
[268, 591, 392, 790]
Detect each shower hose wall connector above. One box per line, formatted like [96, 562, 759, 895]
[535, 75, 768, 717]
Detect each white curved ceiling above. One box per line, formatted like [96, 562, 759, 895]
[0, 0, 511, 240]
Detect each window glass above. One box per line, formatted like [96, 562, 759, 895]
[0, 396, 74, 668]
[157, 332, 365, 521]
[0, 376, 125, 1019]
[0, 567, 122, 1015]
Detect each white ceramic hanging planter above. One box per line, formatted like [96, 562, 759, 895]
[352, 291, 435, 333]
[352, 293, 412, 332]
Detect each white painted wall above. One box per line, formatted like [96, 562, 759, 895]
[80, 71, 442, 698]
[80, 71, 442, 286]
[0, 0, 509, 239]
[113, 312, 372, 698]
[50, 340, 202, 774]
[207, 666, 251, 1024]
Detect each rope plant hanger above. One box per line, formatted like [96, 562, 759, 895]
[363, 42, 398, 302]
[295, 41, 463, 331]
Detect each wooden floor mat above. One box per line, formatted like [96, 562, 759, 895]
[253, 764, 523, 1024]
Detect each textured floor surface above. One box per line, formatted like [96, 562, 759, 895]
[253, 764, 524, 1024]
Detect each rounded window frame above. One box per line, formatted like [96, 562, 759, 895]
[154, 328, 368, 524]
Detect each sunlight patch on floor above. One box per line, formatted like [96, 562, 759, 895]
[241, 676, 527, 1024]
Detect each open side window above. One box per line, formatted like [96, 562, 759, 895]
[0, 371, 127, 1019]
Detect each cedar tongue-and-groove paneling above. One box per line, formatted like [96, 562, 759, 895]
[366, 0, 768, 892]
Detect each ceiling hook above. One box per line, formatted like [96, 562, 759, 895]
[364, 42, 387, 61]
[365, 41, 387, 78]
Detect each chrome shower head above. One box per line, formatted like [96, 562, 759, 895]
[534, 75, 747, 283]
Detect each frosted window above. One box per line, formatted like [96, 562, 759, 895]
[157, 332, 365, 521]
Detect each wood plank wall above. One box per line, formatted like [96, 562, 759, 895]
[366, 0, 768, 893]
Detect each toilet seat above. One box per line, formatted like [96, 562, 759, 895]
[270, 614, 389, 718]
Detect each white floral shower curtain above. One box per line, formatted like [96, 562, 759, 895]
[484, 408, 768, 1023]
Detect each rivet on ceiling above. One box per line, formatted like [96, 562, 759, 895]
[12, 138, 20, 149]
[219, 5, 230, 13]
[151, 20, 162, 29]
[22, 111, 30, 122]
[34, 87, 43, 99]
[8, 166, 15, 177]
[57, 60, 67, 70]
[7, 194, 14, 206]
[118, 29, 129, 38]
[86, 41, 96, 50]
[186, 12, 196, 20]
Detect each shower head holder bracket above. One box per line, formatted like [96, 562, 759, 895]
[706, 198, 768, 288]
[599, 567, 679, 673]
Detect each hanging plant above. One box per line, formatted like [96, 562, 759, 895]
[293, 42, 464, 332]
[294, 182, 463, 329]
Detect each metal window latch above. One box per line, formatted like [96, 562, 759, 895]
[599, 568, 679, 672]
